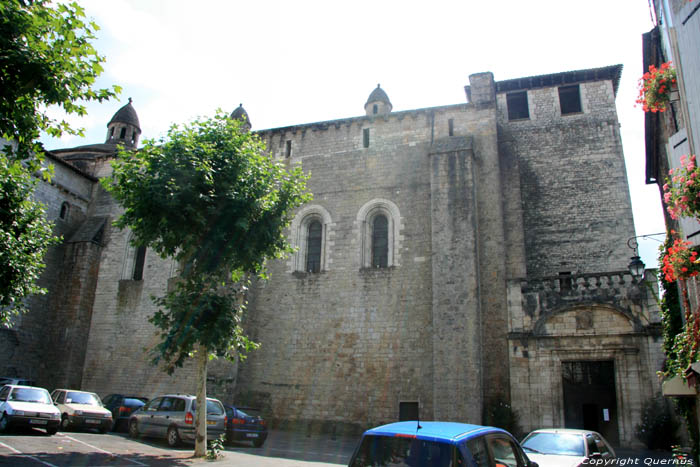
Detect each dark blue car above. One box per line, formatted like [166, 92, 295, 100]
[348, 421, 538, 467]
[223, 405, 267, 447]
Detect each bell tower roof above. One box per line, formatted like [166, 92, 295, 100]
[364, 84, 392, 116]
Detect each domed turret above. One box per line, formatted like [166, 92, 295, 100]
[365, 84, 392, 116]
[230, 104, 251, 132]
[106, 98, 141, 148]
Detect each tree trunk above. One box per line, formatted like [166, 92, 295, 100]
[194, 344, 208, 457]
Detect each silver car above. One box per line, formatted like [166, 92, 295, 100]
[128, 394, 226, 447]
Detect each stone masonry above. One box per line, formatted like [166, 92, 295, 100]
[3, 64, 663, 447]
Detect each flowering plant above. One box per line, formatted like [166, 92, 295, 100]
[664, 155, 700, 220]
[661, 232, 700, 282]
[636, 62, 677, 112]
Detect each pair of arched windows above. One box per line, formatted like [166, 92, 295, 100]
[293, 200, 401, 274]
[303, 214, 388, 271]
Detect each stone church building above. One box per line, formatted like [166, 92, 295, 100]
[2, 64, 663, 446]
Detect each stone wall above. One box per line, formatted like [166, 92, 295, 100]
[497, 80, 637, 277]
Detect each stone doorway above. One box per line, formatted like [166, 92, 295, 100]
[562, 361, 620, 446]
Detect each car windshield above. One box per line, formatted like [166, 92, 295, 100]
[192, 400, 224, 415]
[9, 388, 51, 404]
[66, 392, 101, 406]
[349, 434, 458, 467]
[522, 432, 585, 456]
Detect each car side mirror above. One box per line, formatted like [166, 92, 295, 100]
[590, 452, 602, 459]
[529, 462, 539, 467]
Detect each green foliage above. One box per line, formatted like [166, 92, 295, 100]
[0, 155, 60, 326]
[0, 0, 120, 168]
[206, 434, 226, 460]
[658, 230, 696, 379]
[635, 396, 680, 450]
[674, 398, 700, 464]
[103, 111, 311, 372]
[482, 397, 522, 440]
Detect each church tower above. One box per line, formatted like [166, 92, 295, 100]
[105, 98, 141, 148]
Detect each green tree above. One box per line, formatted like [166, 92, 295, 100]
[0, 155, 60, 326]
[0, 0, 120, 166]
[103, 112, 311, 457]
[0, 0, 118, 325]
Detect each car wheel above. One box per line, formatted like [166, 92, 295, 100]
[128, 420, 139, 438]
[167, 426, 181, 447]
[253, 438, 265, 448]
[0, 413, 8, 432]
[46, 426, 58, 436]
[60, 415, 70, 431]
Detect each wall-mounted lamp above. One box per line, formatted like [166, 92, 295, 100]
[627, 233, 665, 282]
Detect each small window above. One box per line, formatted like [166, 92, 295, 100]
[372, 215, 388, 268]
[363, 128, 370, 148]
[119, 127, 126, 139]
[59, 202, 69, 220]
[133, 245, 146, 281]
[399, 401, 419, 421]
[373, 104, 378, 114]
[306, 220, 322, 273]
[507, 91, 529, 120]
[559, 84, 582, 115]
[466, 437, 490, 467]
[286, 140, 292, 158]
[109, 127, 115, 140]
[559, 272, 572, 291]
[448, 119, 454, 136]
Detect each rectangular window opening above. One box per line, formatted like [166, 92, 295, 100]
[506, 91, 529, 120]
[363, 128, 370, 148]
[559, 271, 573, 291]
[559, 84, 582, 115]
[448, 119, 454, 136]
[286, 140, 292, 158]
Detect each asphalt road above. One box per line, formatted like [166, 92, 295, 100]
[0, 426, 682, 466]
[0, 426, 357, 466]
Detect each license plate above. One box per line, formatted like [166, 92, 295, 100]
[207, 420, 216, 425]
[246, 433, 259, 438]
[86, 419, 101, 424]
[29, 419, 47, 425]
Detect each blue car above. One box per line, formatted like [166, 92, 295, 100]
[348, 421, 538, 467]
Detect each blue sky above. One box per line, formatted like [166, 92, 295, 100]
[41, 0, 666, 270]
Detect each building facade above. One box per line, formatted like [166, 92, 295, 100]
[3, 65, 663, 446]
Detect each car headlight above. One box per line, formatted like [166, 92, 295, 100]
[74, 410, 83, 416]
[49, 413, 60, 420]
[13, 410, 25, 416]
[104, 413, 112, 418]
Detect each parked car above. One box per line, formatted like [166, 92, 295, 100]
[348, 421, 538, 467]
[50, 389, 112, 433]
[0, 385, 60, 435]
[128, 394, 227, 447]
[102, 394, 148, 432]
[0, 377, 36, 387]
[520, 428, 615, 467]
[223, 405, 267, 447]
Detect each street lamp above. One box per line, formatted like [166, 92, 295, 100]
[626, 233, 665, 282]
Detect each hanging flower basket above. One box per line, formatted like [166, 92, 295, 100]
[664, 154, 700, 220]
[661, 231, 700, 282]
[636, 61, 677, 113]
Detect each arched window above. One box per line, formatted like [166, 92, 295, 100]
[132, 245, 146, 280]
[306, 220, 322, 273]
[371, 215, 388, 268]
[122, 233, 147, 281]
[289, 205, 334, 273]
[356, 199, 402, 269]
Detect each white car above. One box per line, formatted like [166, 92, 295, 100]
[51, 389, 112, 433]
[521, 428, 616, 467]
[0, 385, 60, 435]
